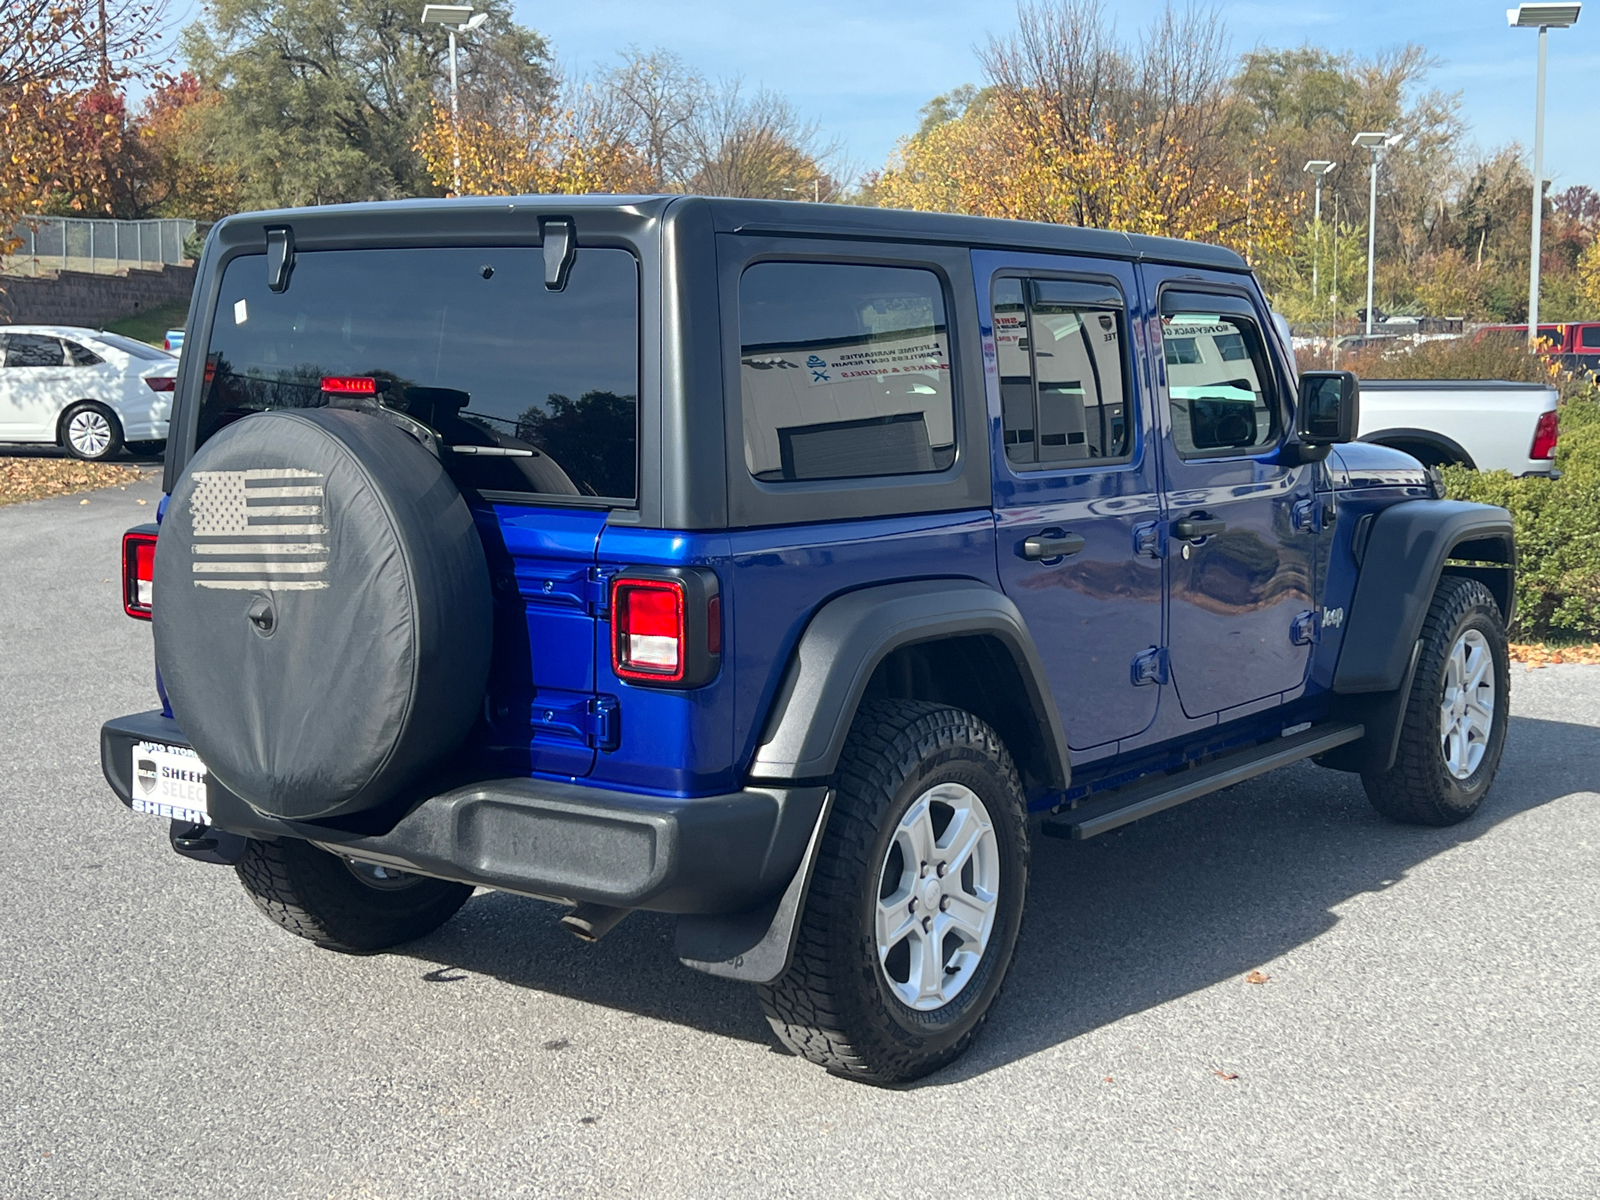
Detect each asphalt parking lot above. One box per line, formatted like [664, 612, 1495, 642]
[3, 474, 1598, 1199]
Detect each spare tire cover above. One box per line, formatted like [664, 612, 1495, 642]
[154, 408, 492, 821]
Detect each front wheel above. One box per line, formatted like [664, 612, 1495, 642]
[759, 700, 1029, 1085]
[235, 837, 473, 953]
[60, 401, 123, 461]
[1362, 576, 1510, 826]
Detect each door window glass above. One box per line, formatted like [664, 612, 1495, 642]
[994, 277, 1132, 466]
[5, 335, 66, 367]
[1582, 326, 1600, 349]
[739, 262, 955, 482]
[1162, 310, 1280, 457]
[199, 246, 640, 501]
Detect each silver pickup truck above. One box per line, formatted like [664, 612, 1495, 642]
[1355, 380, 1560, 476]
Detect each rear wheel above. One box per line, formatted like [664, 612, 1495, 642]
[1362, 576, 1509, 826]
[759, 700, 1029, 1085]
[61, 402, 123, 461]
[235, 837, 473, 953]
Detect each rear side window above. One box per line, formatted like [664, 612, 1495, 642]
[198, 246, 640, 501]
[1162, 310, 1280, 457]
[739, 262, 955, 483]
[993, 277, 1132, 466]
[63, 340, 104, 366]
[6, 334, 66, 367]
[1582, 326, 1600, 349]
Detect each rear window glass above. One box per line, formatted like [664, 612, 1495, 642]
[197, 246, 640, 501]
[96, 332, 173, 361]
[739, 262, 955, 483]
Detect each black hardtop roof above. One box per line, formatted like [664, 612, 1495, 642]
[212, 194, 1249, 273]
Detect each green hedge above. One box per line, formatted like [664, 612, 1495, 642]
[1441, 388, 1600, 640]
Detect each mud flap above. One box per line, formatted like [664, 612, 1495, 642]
[675, 791, 834, 984]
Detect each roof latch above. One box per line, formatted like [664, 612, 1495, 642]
[541, 217, 575, 291]
[265, 226, 295, 293]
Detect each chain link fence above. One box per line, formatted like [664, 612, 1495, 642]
[2, 217, 200, 277]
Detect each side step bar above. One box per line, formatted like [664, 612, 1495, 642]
[1042, 721, 1365, 841]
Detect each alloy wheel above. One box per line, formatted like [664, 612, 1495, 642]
[874, 782, 1001, 1011]
[1440, 628, 1495, 780]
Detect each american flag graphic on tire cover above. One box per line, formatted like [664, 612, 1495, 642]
[187, 468, 330, 590]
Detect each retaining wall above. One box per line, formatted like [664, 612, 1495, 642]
[0, 263, 195, 327]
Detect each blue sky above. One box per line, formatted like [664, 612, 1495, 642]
[518, 0, 1600, 191]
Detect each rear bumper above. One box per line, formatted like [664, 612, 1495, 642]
[102, 710, 826, 915]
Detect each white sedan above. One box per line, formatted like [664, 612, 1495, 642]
[0, 324, 179, 460]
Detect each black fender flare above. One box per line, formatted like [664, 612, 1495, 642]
[1334, 499, 1514, 695]
[746, 578, 1072, 790]
[1319, 499, 1514, 776]
[1359, 427, 1476, 469]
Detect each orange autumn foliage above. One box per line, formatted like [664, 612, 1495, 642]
[415, 100, 652, 197]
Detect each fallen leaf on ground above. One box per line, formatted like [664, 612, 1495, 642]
[1103, 1076, 1114, 1083]
[1245, 970, 1271, 984]
[1213, 1070, 1240, 1080]
[1, 459, 146, 507]
[1511, 642, 1600, 667]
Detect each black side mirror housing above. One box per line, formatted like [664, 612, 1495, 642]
[1297, 370, 1360, 445]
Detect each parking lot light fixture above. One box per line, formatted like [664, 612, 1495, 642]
[1304, 161, 1337, 303]
[421, 4, 488, 195]
[1352, 132, 1397, 338]
[1508, 3, 1581, 343]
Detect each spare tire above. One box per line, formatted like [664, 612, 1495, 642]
[153, 408, 492, 821]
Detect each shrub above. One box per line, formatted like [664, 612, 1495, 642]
[1441, 388, 1600, 640]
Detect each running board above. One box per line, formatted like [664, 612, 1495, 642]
[1042, 721, 1365, 841]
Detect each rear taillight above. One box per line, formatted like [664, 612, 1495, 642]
[1531, 409, 1559, 460]
[123, 528, 158, 619]
[144, 376, 176, 392]
[610, 569, 721, 688]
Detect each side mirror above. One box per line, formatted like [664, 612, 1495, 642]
[1297, 370, 1360, 445]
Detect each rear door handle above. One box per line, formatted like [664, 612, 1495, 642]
[1022, 533, 1086, 561]
[1172, 517, 1226, 541]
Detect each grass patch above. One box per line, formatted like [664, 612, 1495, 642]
[103, 298, 189, 348]
[0, 458, 148, 506]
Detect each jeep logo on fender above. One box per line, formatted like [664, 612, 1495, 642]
[187, 468, 330, 591]
[1323, 606, 1345, 629]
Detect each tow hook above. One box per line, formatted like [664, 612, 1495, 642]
[560, 902, 631, 942]
[169, 821, 247, 866]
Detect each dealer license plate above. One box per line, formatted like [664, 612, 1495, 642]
[130, 740, 210, 825]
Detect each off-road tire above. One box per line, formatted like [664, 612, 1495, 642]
[235, 837, 473, 953]
[1362, 576, 1509, 826]
[758, 700, 1029, 1085]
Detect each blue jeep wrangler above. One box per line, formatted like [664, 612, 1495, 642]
[102, 197, 1515, 1084]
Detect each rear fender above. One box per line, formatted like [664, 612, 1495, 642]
[746, 579, 1071, 793]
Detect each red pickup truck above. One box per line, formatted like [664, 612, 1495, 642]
[1477, 321, 1600, 372]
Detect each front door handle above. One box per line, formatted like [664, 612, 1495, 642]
[1172, 517, 1226, 541]
[1022, 532, 1086, 561]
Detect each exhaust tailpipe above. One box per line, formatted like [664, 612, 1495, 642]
[560, 902, 630, 942]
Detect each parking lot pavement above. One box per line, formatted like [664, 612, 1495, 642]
[3, 477, 1597, 1200]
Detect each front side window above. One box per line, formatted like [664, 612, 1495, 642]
[5, 334, 66, 367]
[994, 277, 1131, 466]
[1162, 310, 1280, 457]
[739, 262, 956, 482]
[1582, 325, 1600, 349]
[198, 245, 640, 501]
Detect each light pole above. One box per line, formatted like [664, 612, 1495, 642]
[1508, 4, 1581, 343]
[421, 4, 488, 195]
[1352, 132, 1397, 338]
[1304, 160, 1336, 303]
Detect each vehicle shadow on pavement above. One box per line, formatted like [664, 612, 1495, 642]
[397, 713, 1599, 1071]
